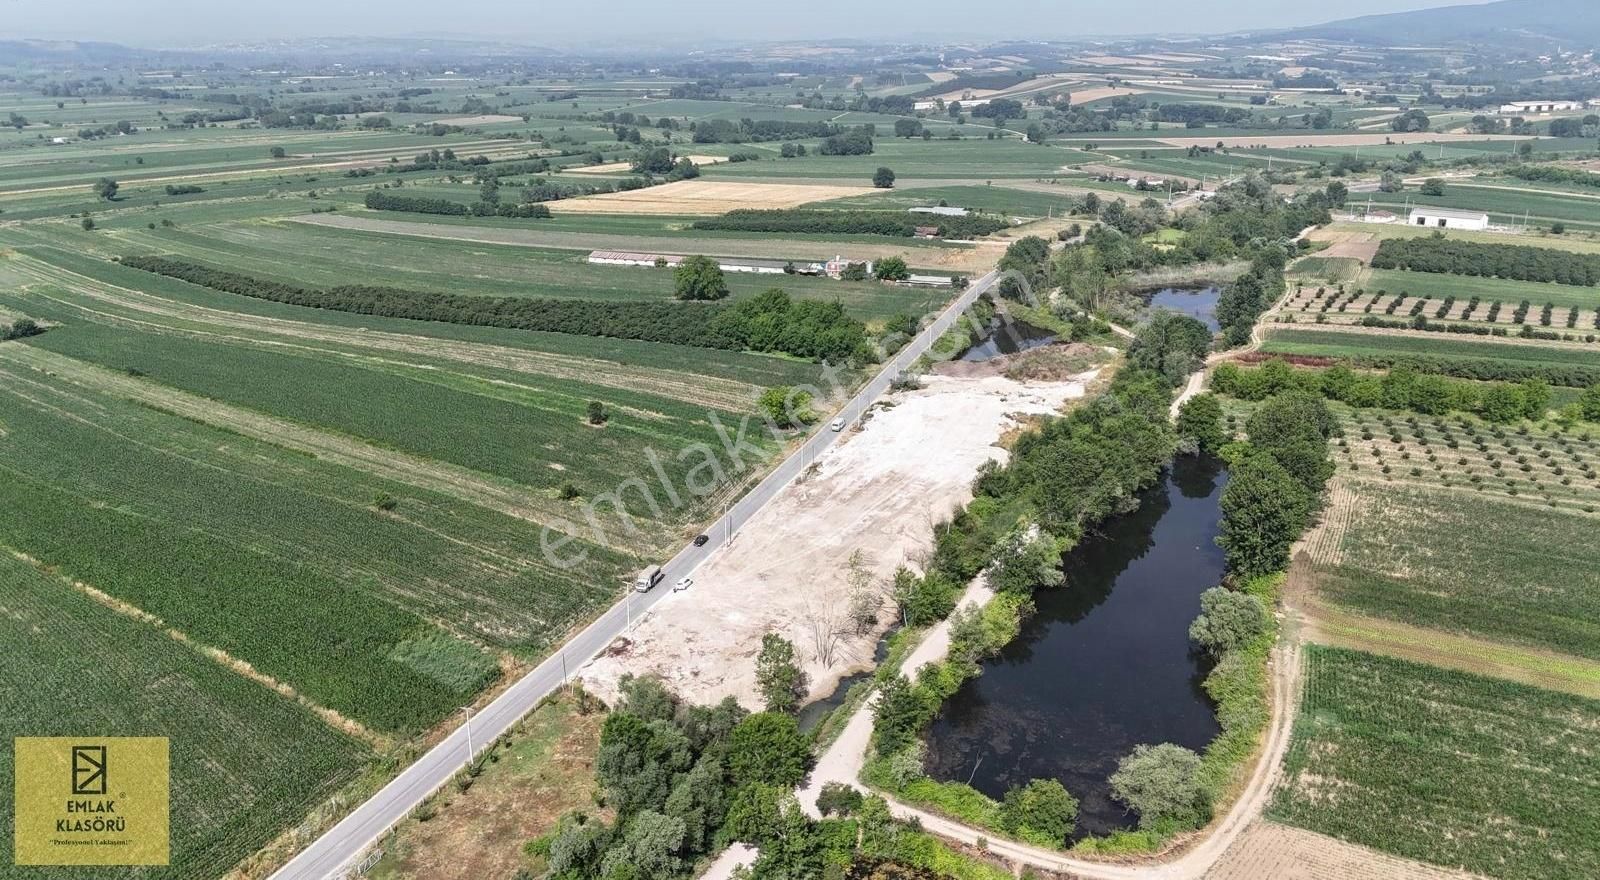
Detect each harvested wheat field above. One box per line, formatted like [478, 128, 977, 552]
[1069, 86, 1149, 104]
[548, 180, 876, 215]
[1206, 821, 1485, 880]
[1305, 227, 1381, 263]
[565, 154, 728, 174]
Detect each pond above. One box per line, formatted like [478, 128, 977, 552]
[1146, 286, 1221, 332]
[958, 314, 1058, 362]
[923, 454, 1229, 838]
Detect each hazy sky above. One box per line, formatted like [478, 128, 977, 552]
[2, 0, 1494, 47]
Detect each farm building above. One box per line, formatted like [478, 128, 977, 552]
[903, 274, 955, 287]
[586, 251, 788, 274]
[720, 259, 790, 275]
[1408, 207, 1489, 231]
[1498, 100, 1586, 115]
[824, 255, 874, 279]
[914, 225, 941, 238]
[910, 205, 969, 217]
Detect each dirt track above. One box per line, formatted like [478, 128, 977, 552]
[1205, 821, 1485, 880]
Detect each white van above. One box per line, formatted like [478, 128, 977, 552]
[634, 565, 664, 593]
[829, 417, 846, 432]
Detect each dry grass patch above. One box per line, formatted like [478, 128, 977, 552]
[369, 692, 605, 880]
[550, 180, 877, 215]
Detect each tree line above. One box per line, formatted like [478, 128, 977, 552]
[117, 257, 869, 363]
[1503, 163, 1600, 190]
[1371, 236, 1600, 287]
[692, 209, 1008, 239]
[689, 118, 843, 144]
[1214, 360, 1556, 425]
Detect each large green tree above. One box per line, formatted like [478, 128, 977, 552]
[727, 712, 811, 789]
[1217, 453, 1309, 579]
[756, 633, 805, 714]
[673, 254, 730, 301]
[1129, 311, 1213, 387]
[1175, 393, 1225, 453]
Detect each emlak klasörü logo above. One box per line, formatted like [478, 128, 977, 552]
[13, 737, 169, 866]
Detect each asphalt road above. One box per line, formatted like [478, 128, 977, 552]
[269, 268, 1000, 880]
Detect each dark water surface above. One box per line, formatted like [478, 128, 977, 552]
[958, 315, 1058, 361]
[923, 455, 1228, 837]
[1147, 286, 1221, 331]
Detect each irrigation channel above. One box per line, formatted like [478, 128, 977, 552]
[924, 454, 1230, 838]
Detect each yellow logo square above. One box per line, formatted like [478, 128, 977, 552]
[13, 737, 170, 866]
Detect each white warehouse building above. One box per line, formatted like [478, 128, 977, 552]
[1408, 207, 1489, 232]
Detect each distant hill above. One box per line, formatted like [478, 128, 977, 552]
[0, 39, 145, 63]
[1289, 0, 1600, 47]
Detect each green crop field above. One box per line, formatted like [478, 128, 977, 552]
[0, 554, 371, 880]
[1364, 185, 1600, 230]
[1272, 646, 1600, 880]
[19, 217, 930, 319]
[1260, 327, 1600, 372]
[1363, 268, 1600, 311]
[1315, 482, 1600, 660]
[809, 183, 1085, 217]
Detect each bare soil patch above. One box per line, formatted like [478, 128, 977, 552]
[1205, 821, 1485, 880]
[1306, 228, 1380, 263]
[550, 180, 876, 215]
[580, 370, 1093, 708]
[1069, 86, 1150, 104]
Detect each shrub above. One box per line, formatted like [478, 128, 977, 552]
[1188, 586, 1266, 656]
[998, 779, 1078, 846]
[1109, 743, 1210, 831]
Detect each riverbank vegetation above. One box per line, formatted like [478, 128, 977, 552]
[860, 364, 1179, 847]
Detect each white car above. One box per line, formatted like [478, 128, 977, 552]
[674, 576, 693, 592]
[829, 417, 846, 432]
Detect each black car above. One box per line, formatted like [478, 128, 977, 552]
[693, 534, 710, 547]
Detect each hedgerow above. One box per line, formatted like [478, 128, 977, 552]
[1371, 236, 1600, 286]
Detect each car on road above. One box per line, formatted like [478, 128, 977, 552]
[674, 576, 693, 592]
[693, 534, 709, 546]
[829, 417, 846, 432]
[634, 565, 663, 593]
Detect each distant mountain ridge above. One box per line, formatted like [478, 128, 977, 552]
[1289, 0, 1600, 47]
